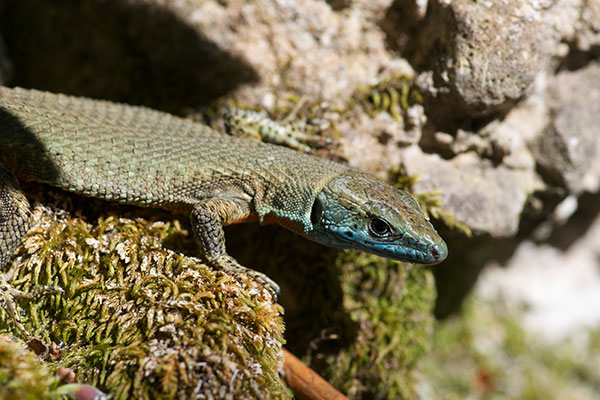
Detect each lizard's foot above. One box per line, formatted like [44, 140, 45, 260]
[211, 255, 280, 300]
[0, 275, 63, 340]
[190, 200, 280, 300]
[223, 108, 332, 153]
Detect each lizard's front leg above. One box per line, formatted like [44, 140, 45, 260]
[190, 198, 280, 298]
[0, 164, 58, 339]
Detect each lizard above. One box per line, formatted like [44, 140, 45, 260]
[0, 86, 447, 338]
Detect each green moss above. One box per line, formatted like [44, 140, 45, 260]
[420, 298, 600, 399]
[2, 192, 436, 399]
[224, 220, 436, 399]
[322, 252, 435, 399]
[353, 75, 424, 122]
[0, 336, 61, 400]
[0, 191, 288, 399]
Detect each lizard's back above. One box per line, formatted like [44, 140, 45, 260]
[0, 87, 346, 214]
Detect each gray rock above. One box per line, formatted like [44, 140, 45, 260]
[409, 0, 555, 122]
[402, 147, 537, 237]
[534, 63, 600, 193]
[577, 0, 600, 51]
[448, 1, 547, 115]
[188, 0, 393, 109]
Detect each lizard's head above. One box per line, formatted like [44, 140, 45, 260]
[307, 172, 447, 264]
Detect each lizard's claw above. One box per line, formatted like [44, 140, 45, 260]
[0, 275, 63, 340]
[211, 255, 280, 301]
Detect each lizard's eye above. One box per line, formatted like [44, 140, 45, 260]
[368, 218, 391, 238]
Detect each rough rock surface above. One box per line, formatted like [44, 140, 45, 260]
[576, 0, 600, 51]
[401, 0, 557, 121]
[403, 148, 537, 237]
[534, 63, 600, 194]
[182, 0, 392, 109]
[446, 0, 550, 117]
[392, 0, 600, 126]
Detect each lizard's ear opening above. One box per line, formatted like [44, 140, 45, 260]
[310, 196, 323, 225]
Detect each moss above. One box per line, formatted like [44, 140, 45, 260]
[353, 75, 424, 122]
[2, 190, 436, 399]
[420, 298, 600, 399]
[0, 190, 288, 399]
[322, 252, 435, 399]
[0, 336, 61, 400]
[225, 222, 436, 399]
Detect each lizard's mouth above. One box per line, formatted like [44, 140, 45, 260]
[354, 236, 448, 264]
[311, 229, 448, 265]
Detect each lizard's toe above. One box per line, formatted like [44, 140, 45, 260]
[210, 255, 280, 301]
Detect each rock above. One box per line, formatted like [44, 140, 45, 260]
[534, 62, 600, 193]
[445, 1, 548, 116]
[185, 0, 393, 109]
[402, 0, 558, 124]
[402, 147, 537, 237]
[339, 109, 421, 178]
[576, 0, 600, 51]
[449, 0, 549, 117]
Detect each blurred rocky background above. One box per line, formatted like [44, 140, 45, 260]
[1, 0, 599, 398]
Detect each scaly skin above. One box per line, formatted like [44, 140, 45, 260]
[0, 86, 447, 337]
